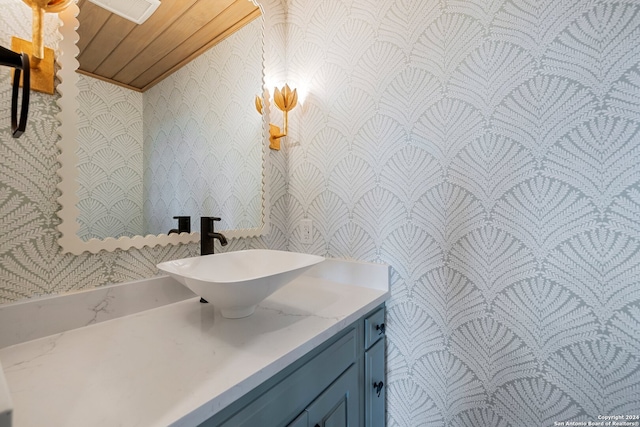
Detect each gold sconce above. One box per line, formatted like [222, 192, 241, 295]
[255, 84, 298, 150]
[12, 0, 73, 95]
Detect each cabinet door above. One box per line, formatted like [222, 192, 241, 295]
[306, 364, 359, 427]
[365, 337, 385, 427]
[288, 412, 308, 427]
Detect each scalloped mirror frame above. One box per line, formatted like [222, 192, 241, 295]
[56, 0, 278, 255]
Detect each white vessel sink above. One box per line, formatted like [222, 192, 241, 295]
[157, 249, 324, 318]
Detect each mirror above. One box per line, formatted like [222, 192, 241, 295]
[56, 0, 273, 254]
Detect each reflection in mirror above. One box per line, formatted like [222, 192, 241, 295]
[56, 0, 272, 254]
[76, 17, 264, 240]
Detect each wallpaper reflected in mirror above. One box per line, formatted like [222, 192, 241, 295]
[76, 18, 264, 241]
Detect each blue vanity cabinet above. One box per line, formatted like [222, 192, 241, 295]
[201, 304, 386, 427]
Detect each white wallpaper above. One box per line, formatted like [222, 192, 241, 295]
[284, 0, 640, 425]
[143, 18, 264, 235]
[76, 75, 144, 240]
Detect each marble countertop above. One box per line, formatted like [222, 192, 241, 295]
[0, 258, 389, 427]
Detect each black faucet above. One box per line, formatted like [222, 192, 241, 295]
[199, 216, 228, 304]
[200, 216, 228, 255]
[168, 216, 191, 234]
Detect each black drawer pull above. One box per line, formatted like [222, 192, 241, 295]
[373, 381, 384, 397]
[376, 323, 385, 335]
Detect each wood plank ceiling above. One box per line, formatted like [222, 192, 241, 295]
[76, 0, 261, 92]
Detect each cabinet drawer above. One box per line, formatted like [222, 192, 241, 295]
[364, 308, 385, 349]
[365, 337, 385, 427]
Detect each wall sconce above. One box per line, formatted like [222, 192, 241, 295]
[11, 0, 73, 95]
[255, 84, 298, 150]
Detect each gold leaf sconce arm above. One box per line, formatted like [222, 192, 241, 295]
[14, 0, 73, 94]
[255, 84, 298, 151]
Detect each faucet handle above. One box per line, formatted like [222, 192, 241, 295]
[200, 217, 222, 233]
[202, 217, 221, 228]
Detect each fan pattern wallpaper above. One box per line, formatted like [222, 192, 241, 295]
[76, 75, 144, 240]
[0, 0, 639, 425]
[283, 0, 640, 425]
[143, 18, 264, 236]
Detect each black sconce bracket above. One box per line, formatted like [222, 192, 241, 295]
[0, 45, 30, 138]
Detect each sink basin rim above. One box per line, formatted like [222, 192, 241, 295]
[156, 249, 325, 284]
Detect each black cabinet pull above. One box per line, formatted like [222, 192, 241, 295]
[314, 424, 320, 427]
[376, 323, 385, 335]
[373, 381, 384, 397]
